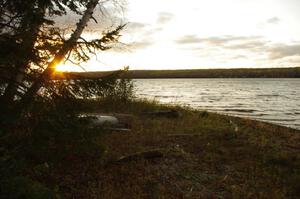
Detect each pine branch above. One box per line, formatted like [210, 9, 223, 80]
[17, 0, 100, 112]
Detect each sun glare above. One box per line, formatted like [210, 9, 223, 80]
[55, 63, 78, 72]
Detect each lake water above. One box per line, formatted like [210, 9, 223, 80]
[134, 78, 300, 130]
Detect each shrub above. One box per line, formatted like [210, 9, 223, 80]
[0, 176, 56, 199]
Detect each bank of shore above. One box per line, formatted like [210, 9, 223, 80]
[2, 99, 299, 199]
[70, 99, 300, 198]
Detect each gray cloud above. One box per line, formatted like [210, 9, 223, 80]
[125, 22, 148, 33]
[157, 12, 174, 24]
[176, 34, 300, 61]
[267, 17, 280, 24]
[175, 35, 264, 46]
[203, 36, 264, 45]
[111, 39, 154, 52]
[122, 21, 163, 51]
[282, 56, 300, 64]
[175, 35, 203, 44]
[231, 55, 247, 59]
[269, 44, 300, 59]
[257, 17, 281, 29]
[225, 41, 267, 51]
[54, 1, 127, 32]
[131, 40, 153, 49]
[128, 22, 147, 29]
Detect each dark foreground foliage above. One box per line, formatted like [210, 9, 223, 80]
[0, 79, 134, 199]
[0, 101, 103, 198]
[0, 0, 126, 122]
[2, 97, 300, 198]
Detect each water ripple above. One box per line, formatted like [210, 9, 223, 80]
[134, 78, 300, 130]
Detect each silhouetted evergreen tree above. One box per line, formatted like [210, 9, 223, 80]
[0, 0, 127, 123]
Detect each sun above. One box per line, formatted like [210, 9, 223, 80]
[55, 63, 79, 72]
[55, 64, 72, 72]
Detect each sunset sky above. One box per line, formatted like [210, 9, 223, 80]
[56, 0, 300, 71]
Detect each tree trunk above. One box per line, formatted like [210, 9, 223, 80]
[2, 7, 45, 105]
[17, 0, 100, 114]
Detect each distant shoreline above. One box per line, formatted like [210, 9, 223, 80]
[57, 67, 300, 79]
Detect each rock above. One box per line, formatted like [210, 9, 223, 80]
[91, 115, 119, 126]
[79, 113, 133, 130]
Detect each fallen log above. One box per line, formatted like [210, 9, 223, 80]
[106, 127, 131, 132]
[116, 149, 164, 163]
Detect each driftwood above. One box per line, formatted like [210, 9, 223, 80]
[106, 127, 131, 132]
[116, 149, 164, 163]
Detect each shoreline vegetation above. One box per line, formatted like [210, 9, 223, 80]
[2, 99, 300, 198]
[69, 99, 300, 198]
[58, 67, 300, 79]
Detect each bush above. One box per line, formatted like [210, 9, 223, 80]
[0, 96, 106, 198]
[0, 75, 135, 198]
[110, 78, 134, 101]
[0, 176, 57, 199]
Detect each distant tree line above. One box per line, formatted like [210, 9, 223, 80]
[64, 67, 300, 79]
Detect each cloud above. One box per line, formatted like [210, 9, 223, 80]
[125, 22, 148, 33]
[257, 17, 280, 29]
[175, 35, 202, 44]
[231, 55, 247, 59]
[282, 56, 300, 64]
[174, 34, 300, 67]
[128, 22, 147, 29]
[194, 37, 300, 60]
[267, 17, 280, 24]
[157, 12, 174, 24]
[110, 38, 154, 52]
[175, 35, 264, 46]
[225, 41, 267, 51]
[201, 36, 264, 45]
[175, 35, 300, 62]
[269, 44, 300, 59]
[130, 40, 154, 49]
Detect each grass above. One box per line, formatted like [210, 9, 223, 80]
[2, 99, 300, 198]
[53, 99, 300, 198]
